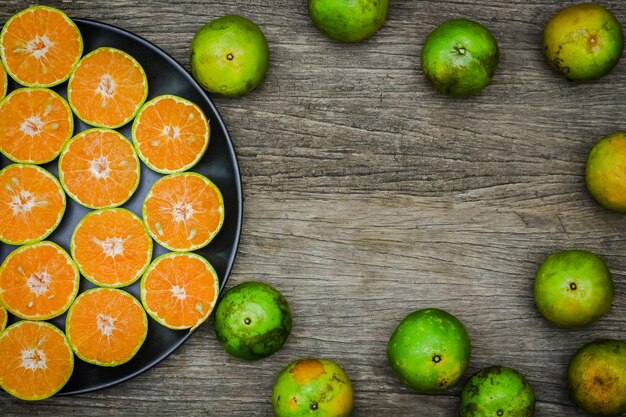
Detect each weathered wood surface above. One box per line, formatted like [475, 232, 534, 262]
[2, 0, 626, 415]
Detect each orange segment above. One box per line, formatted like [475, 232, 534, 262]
[0, 64, 7, 99]
[67, 47, 148, 128]
[132, 95, 210, 173]
[142, 173, 224, 251]
[58, 128, 140, 209]
[140, 252, 219, 330]
[0, 88, 73, 164]
[0, 241, 79, 320]
[0, 321, 73, 400]
[71, 208, 152, 288]
[0, 164, 65, 245]
[65, 288, 148, 367]
[0, 305, 6, 333]
[0, 6, 83, 87]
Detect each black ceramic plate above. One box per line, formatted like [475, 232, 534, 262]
[0, 19, 242, 395]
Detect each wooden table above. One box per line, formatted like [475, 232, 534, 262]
[2, 1, 626, 415]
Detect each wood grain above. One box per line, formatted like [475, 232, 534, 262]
[2, 0, 626, 415]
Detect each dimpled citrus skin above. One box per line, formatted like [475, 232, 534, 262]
[568, 340, 626, 416]
[272, 358, 354, 417]
[534, 250, 612, 328]
[190, 15, 269, 97]
[421, 19, 499, 97]
[460, 366, 536, 417]
[543, 3, 624, 81]
[586, 132, 626, 212]
[308, 0, 388, 43]
[214, 281, 292, 360]
[387, 308, 471, 393]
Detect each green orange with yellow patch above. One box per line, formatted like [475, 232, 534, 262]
[387, 307, 471, 393]
[272, 358, 354, 417]
[586, 131, 626, 212]
[0, 164, 66, 245]
[0, 241, 79, 320]
[0, 5, 83, 87]
[0, 87, 74, 164]
[568, 339, 626, 416]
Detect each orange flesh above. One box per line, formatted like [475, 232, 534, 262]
[134, 96, 210, 172]
[1, 7, 82, 87]
[59, 129, 139, 208]
[66, 288, 147, 365]
[0, 306, 6, 332]
[0, 321, 73, 400]
[142, 253, 218, 329]
[72, 209, 152, 287]
[0, 88, 73, 163]
[0, 65, 7, 99]
[0, 164, 65, 244]
[68, 47, 147, 128]
[143, 174, 224, 251]
[0, 242, 78, 320]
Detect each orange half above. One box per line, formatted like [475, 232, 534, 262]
[0, 164, 66, 245]
[132, 94, 210, 173]
[0, 6, 83, 87]
[141, 252, 219, 330]
[0, 241, 79, 320]
[0, 305, 6, 333]
[0, 88, 74, 164]
[58, 128, 140, 209]
[142, 173, 224, 251]
[0, 64, 7, 99]
[0, 321, 73, 400]
[65, 288, 148, 367]
[68, 47, 148, 128]
[71, 208, 152, 287]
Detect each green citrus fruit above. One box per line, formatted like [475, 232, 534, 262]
[568, 339, 626, 416]
[387, 307, 471, 393]
[543, 3, 624, 81]
[190, 15, 269, 97]
[272, 358, 354, 417]
[534, 249, 613, 328]
[214, 281, 291, 360]
[308, 0, 389, 43]
[586, 131, 626, 212]
[460, 366, 535, 417]
[421, 19, 499, 97]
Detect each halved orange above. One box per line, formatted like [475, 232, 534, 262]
[71, 208, 152, 288]
[0, 88, 73, 164]
[68, 47, 148, 128]
[58, 128, 140, 209]
[0, 305, 6, 333]
[0, 241, 79, 320]
[141, 252, 219, 330]
[65, 288, 148, 367]
[0, 321, 73, 400]
[142, 173, 224, 251]
[0, 64, 7, 99]
[0, 6, 83, 87]
[0, 164, 65, 245]
[132, 94, 210, 173]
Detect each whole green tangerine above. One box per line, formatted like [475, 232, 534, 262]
[213, 281, 291, 360]
[308, 0, 389, 43]
[543, 3, 624, 81]
[534, 249, 613, 328]
[190, 15, 269, 97]
[421, 18, 499, 97]
[586, 131, 626, 212]
[460, 366, 535, 417]
[387, 308, 471, 393]
[568, 339, 626, 416]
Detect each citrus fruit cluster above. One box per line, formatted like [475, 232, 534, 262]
[192, 2, 626, 416]
[0, 5, 225, 401]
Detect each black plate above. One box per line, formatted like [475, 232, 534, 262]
[0, 19, 243, 395]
